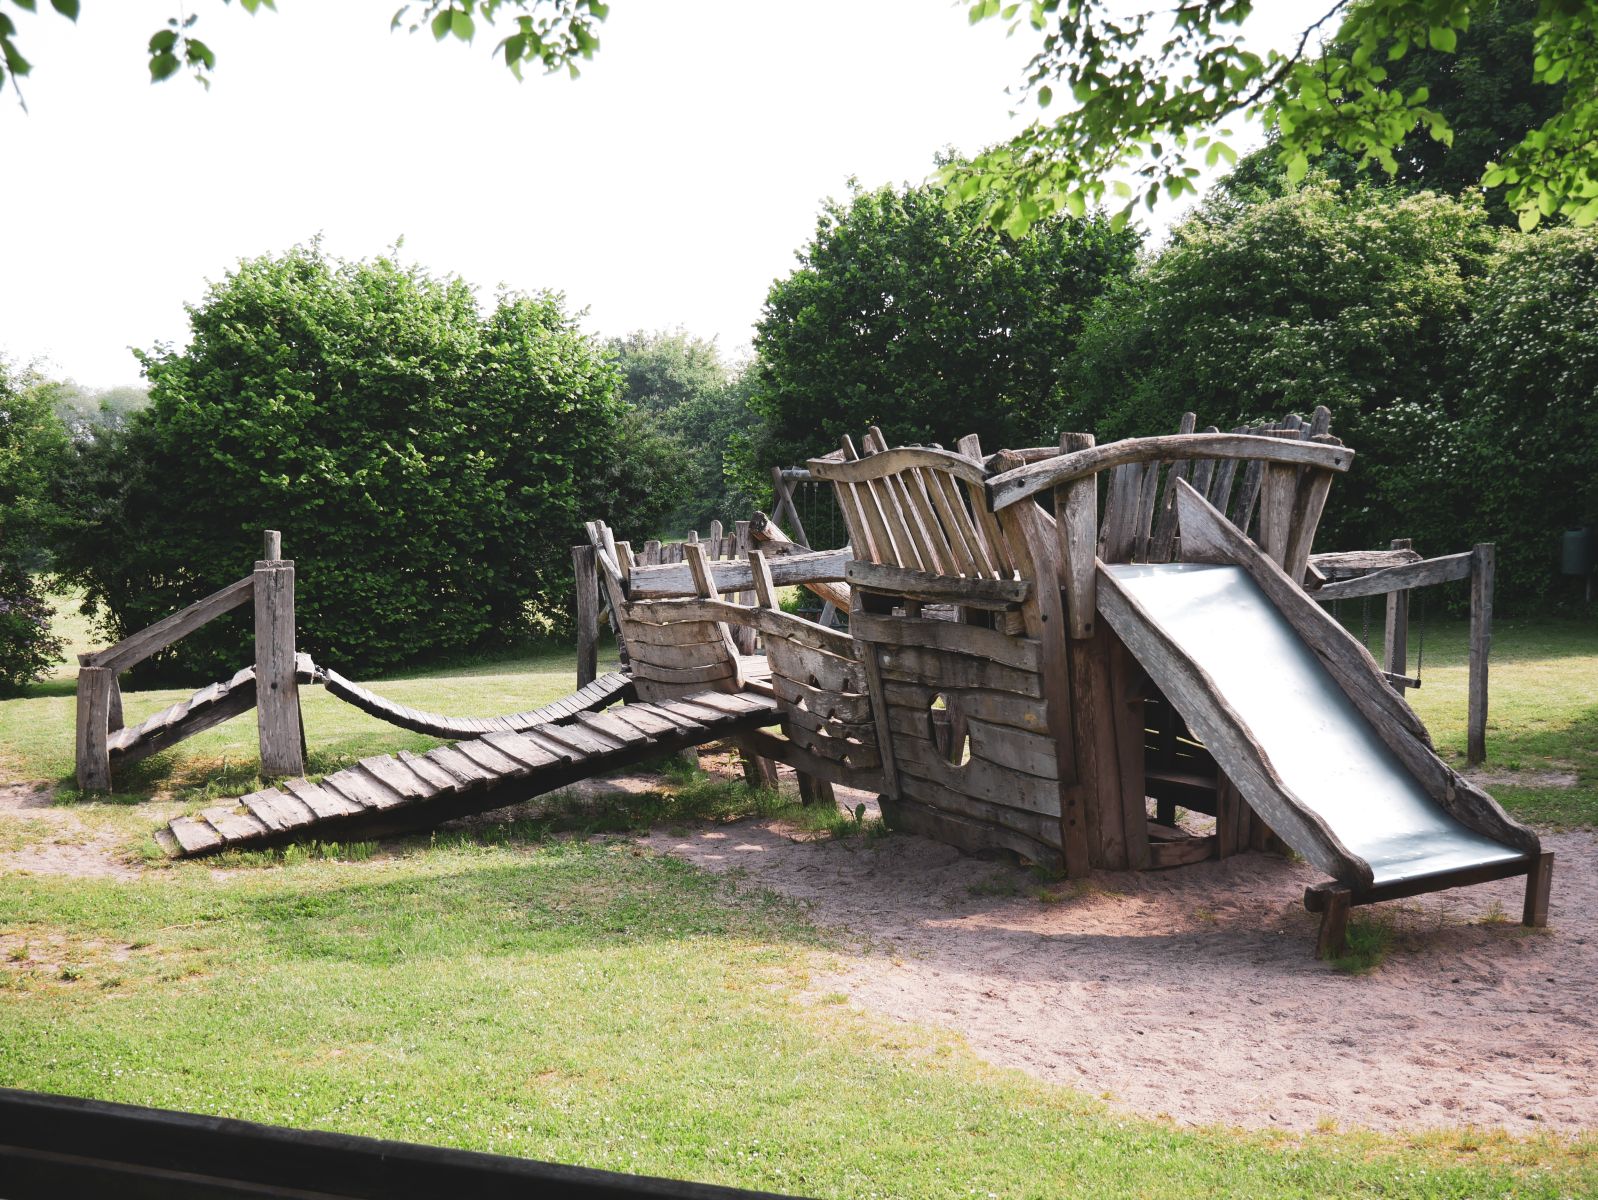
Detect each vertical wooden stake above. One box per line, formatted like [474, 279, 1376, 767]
[107, 675, 124, 734]
[1315, 888, 1351, 960]
[1383, 538, 1412, 693]
[255, 555, 305, 779]
[572, 544, 599, 689]
[1053, 432, 1098, 640]
[1468, 543, 1494, 766]
[75, 666, 114, 791]
[1522, 851, 1554, 927]
[733, 520, 758, 654]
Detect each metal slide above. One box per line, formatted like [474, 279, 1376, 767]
[1102, 562, 1525, 888]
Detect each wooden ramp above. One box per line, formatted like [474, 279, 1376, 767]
[107, 655, 317, 771]
[317, 667, 634, 738]
[163, 689, 780, 857]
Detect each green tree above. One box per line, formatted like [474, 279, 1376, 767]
[1, 0, 607, 98]
[1062, 182, 1501, 555]
[752, 176, 1139, 471]
[607, 330, 760, 535]
[951, 0, 1598, 235]
[52, 243, 662, 682]
[0, 357, 67, 692]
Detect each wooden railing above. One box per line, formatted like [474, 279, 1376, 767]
[75, 531, 304, 790]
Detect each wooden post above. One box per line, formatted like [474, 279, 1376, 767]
[1383, 538, 1411, 694]
[572, 544, 599, 689]
[75, 665, 115, 790]
[1053, 432, 1098, 640]
[1523, 851, 1554, 927]
[1315, 887, 1352, 960]
[733, 520, 758, 654]
[254, 536, 305, 779]
[1468, 543, 1494, 766]
[771, 466, 810, 549]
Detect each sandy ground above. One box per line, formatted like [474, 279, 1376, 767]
[0, 782, 138, 879]
[642, 785, 1597, 1136]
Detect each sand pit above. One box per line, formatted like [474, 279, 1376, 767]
[642, 794, 1597, 1135]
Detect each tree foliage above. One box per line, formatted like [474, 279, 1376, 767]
[608, 330, 762, 536]
[0, 0, 607, 100]
[948, 0, 1598, 236]
[752, 176, 1139, 471]
[0, 357, 67, 693]
[51, 244, 662, 682]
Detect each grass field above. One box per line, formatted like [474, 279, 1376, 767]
[2, 596, 1595, 1197]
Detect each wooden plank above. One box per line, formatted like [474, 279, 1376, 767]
[954, 433, 1016, 577]
[1282, 459, 1337, 584]
[168, 815, 224, 855]
[452, 739, 529, 778]
[1309, 547, 1424, 580]
[846, 611, 1040, 672]
[921, 466, 983, 577]
[1147, 835, 1218, 869]
[891, 766, 1062, 841]
[395, 751, 461, 794]
[572, 544, 599, 689]
[82, 575, 254, 673]
[254, 562, 304, 778]
[281, 777, 363, 818]
[1314, 886, 1352, 959]
[1469, 543, 1494, 766]
[627, 547, 851, 599]
[574, 710, 648, 747]
[1108, 635, 1150, 870]
[479, 732, 561, 770]
[772, 675, 874, 725]
[1133, 453, 1163, 562]
[764, 638, 865, 694]
[628, 639, 734, 671]
[630, 659, 739, 686]
[808, 444, 989, 487]
[324, 767, 405, 811]
[787, 721, 880, 770]
[1382, 537, 1413, 692]
[1310, 552, 1473, 601]
[1053, 432, 1099, 638]
[239, 789, 298, 832]
[643, 699, 714, 734]
[874, 644, 1043, 699]
[1097, 462, 1143, 562]
[424, 744, 499, 785]
[881, 680, 1048, 735]
[529, 721, 619, 758]
[513, 728, 581, 765]
[627, 598, 854, 658]
[879, 793, 1061, 870]
[1257, 461, 1297, 568]
[988, 432, 1354, 511]
[602, 705, 680, 740]
[359, 755, 435, 800]
[200, 804, 269, 843]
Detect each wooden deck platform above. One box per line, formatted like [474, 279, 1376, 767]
[162, 688, 781, 857]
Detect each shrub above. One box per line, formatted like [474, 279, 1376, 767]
[53, 244, 669, 682]
[0, 562, 64, 696]
[0, 358, 69, 694]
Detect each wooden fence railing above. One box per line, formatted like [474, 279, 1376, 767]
[75, 531, 304, 789]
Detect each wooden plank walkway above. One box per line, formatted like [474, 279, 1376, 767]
[163, 688, 781, 857]
[317, 668, 634, 738]
[107, 655, 317, 770]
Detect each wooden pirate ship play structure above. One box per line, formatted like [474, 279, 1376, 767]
[77, 409, 1551, 957]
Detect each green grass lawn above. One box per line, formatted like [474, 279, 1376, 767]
[1, 597, 1595, 1197]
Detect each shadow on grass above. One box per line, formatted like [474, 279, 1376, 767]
[1476, 704, 1598, 828]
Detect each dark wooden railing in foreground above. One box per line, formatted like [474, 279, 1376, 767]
[0, 1088, 805, 1200]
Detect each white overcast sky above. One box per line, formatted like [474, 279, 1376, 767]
[1, 1, 1319, 390]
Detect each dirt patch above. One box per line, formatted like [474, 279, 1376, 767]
[0, 782, 141, 880]
[1463, 768, 1580, 790]
[643, 791, 1597, 1136]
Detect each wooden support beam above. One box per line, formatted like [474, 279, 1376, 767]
[1383, 538, 1412, 695]
[572, 544, 599, 689]
[1052, 431, 1098, 640]
[75, 666, 114, 791]
[1468, 543, 1494, 766]
[1314, 886, 1352, 959]
[1523, 850, 1554, 927]
[254, 558, 305, 779]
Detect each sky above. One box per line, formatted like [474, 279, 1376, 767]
[1, 1, 1319, 390]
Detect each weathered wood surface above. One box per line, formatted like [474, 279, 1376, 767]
[986, 432, 1354, 511]
[627, 598, 855, 658]
[254, 561, 304, 778]
[846, 611, 1040, 672]
[74, 667, 115, 790]
[873, 644, 1044, 698]
[1307, 547, 1423, 579]
[808, 445, 988, 487]
[879, 792, 1062, 870]
[80, 575, 254, 674]
[1310, 552, 1472, 601]
[573, 544, 600, 688]
[319, 668, 632, 740]
[628, 547, 850, 599]
[1053, 431, 1099, 638]
[1176, 482, 1534, 857]
[764, 636, 866, 694]
[880, 679, 1047, 735]
[164, 689, 784, 856]
[1469, 543, 1494, 766]
[844, 561, 1029, 608]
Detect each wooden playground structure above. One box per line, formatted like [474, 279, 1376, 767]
[75, 409, 1551, 957]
